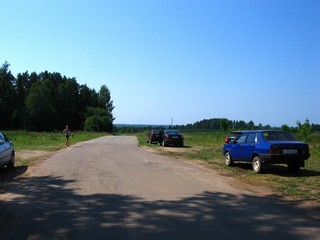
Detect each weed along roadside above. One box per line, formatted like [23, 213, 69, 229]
[136, 131, 320, 204]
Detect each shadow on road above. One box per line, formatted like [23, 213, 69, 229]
[1, 174, 320, 239]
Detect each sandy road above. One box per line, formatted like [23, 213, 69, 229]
[0, 136, 319, 239]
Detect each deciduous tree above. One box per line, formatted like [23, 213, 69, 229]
[296, 118, 312, 142]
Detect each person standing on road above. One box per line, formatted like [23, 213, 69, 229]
[63, 125, 71, 147]
[158, 130, 163, 145]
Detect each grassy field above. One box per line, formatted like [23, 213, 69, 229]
[4, 131, 108, 151]
[136, 131, 320, 203]
[3, 131, 107, 166]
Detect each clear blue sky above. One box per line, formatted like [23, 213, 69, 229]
[1, 0, 319, 127]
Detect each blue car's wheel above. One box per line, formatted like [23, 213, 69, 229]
[7, 152, 15, 168]
[288, 162, 300, 173]
[224, 152, 233, 166]
[252, 156, 263, 173]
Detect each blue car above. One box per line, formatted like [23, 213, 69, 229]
[222, 130, 310, 173]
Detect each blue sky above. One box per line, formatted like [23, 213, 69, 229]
[1, 0, 319, 127]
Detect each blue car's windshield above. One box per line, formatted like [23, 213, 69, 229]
[262, 131, 297, 141]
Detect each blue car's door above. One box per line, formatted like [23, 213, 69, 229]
[230, 134, 247, 160]
[242, 133, 258, 162]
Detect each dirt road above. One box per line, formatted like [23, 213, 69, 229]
[0, 136, 319, 239]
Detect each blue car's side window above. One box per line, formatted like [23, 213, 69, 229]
[237, 134, 247, 144]
[246, 133, 257, 144]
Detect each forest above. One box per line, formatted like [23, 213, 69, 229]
[0, 62, 115, 132]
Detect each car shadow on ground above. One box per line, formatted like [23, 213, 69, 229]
[266, 165, 320, 177]
[0, 174, 320, 239]
[158, 144, 191, 148]
[149, 142, 190, 148]
[230, 163, 320, 177]
[0, 166, 28, 182]
[163, 145, 191, 148]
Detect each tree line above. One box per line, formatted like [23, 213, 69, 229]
[116, 118, 320, 141]
[176, 118, 320, 133]
[0, 62, 115, 132]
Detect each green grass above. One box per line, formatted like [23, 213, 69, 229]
[4, 131, 107, 151]
[136, 131, 320, 203]
[3, 131, 108, 167]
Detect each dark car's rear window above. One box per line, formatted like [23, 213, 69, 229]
[166, 130, 180, 135]
[262, 131, 297, 141]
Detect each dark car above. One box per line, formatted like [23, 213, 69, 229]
[146, 130, 160, 144]
[0, 131, 15, 168]
[222, 130, 310, 173]
[159, 130, 184, 147]
[224, 131, 242, 144]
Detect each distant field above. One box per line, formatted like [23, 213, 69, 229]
[4, 131, 107, 151]
[136, 131, 320, 203]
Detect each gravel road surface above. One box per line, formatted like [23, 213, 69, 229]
[0, 136, 319, 239]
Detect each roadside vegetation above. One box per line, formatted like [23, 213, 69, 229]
[136, 131, 320, 203]
[3, 131, 107, 166]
